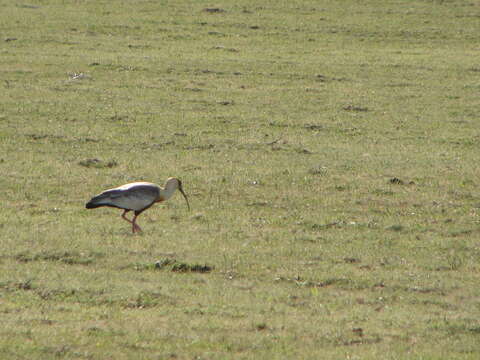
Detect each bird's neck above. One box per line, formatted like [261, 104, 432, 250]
[159, 183, 176, 201]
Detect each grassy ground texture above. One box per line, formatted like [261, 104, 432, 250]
[1, 0, 480, 358]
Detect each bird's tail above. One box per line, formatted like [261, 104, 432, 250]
[85, 193, 110, 209]
[85, 201, 102, 209]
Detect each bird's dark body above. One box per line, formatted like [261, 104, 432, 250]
[85, 183, 161, 213]
[86, 203, 155, 217]
[85, 199, 151, 215]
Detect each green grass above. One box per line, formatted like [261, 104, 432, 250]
[1, 0, 480, 358]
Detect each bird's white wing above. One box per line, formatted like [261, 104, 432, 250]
[114, 182, 156, 191]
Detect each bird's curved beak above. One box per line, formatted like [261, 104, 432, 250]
[179, 185, 190, 211]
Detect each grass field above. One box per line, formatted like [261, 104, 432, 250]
[1, 0, 480, 358]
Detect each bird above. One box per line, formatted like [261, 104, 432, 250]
[85, 177, 190, 233]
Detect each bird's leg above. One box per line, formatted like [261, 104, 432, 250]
[132, 213, 142, 233]
[121, 210, 133, 224]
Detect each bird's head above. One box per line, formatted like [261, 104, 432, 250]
[166, 177, 190, 211]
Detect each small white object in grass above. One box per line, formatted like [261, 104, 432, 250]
[69, 72, 88, 80]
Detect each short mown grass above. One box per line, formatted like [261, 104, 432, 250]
[1, 0, 480, 358]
